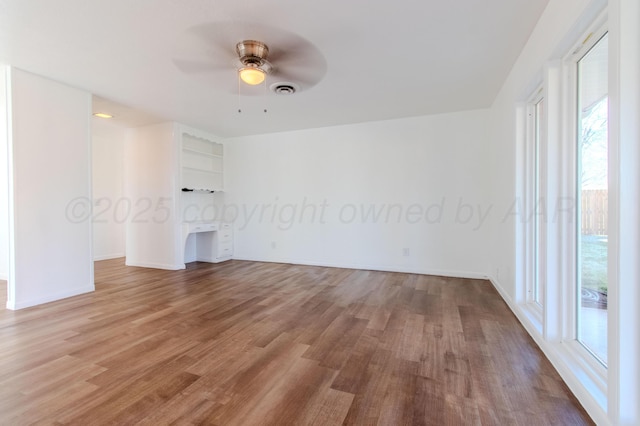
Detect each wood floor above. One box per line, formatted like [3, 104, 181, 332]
[0, 279, 5, 310]
[0, 259, 592, 425]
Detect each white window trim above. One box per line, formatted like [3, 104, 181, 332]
[606, 0, 639, 423]
[560, 12, 609, 369]
[521, 86, 544, 323]
[514, 8, 612, 423]
[541, 10, 611, 418]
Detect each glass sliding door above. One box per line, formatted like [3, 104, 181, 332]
[576, 33, 608, 365]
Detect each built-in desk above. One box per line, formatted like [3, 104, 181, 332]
[182, 222, 233, 264]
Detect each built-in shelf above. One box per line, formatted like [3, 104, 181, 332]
[125, 122, 227, 271]
[182, 166, 223, 174]
[182, 147, 223, 158]
[181, 132, 223, 192]
[181, 188, 217, 193]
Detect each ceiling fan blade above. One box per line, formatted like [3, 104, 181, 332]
[172, 59, 230, 74]
[173, 20, 327, 92]
[172, 22, 239, 75]
[270, 66, 324, 88]
[188, 23, 238, 57]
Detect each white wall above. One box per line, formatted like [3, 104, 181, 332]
[91, 118, 126, 260]
[125, 122, 181, 269]
[225, 109, 493, 277]
[7, 68, 93, 309]
[0, 66, 8, 281]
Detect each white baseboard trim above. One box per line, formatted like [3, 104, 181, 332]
[6, 284, 95, 310]
[125, 260, 185, 270]
[486, 275, 609, 426]
[0, 272, 7, 281]
[93, 253, 125, 261]
[231, 255, 488, 281]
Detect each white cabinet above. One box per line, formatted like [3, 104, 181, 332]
[186, 222, 218, 233]
[182, 222, 233, 264]
[214, 222, 233, 262]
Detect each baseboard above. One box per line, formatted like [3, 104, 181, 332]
[6, 284, 95, 310]
[0, 272, 7, 281]
[231, 255, 489, 281]
[93, 253, 125, 261]
[486, 275, 609, 426]
[125, 260, 185, 270]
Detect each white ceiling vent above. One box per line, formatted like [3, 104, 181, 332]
[270, 82, 299, 95]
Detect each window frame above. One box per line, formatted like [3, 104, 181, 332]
[524, 86, 545, 316]
[512, 2, 640, 423]
[574, 30, 610, 366]
[557, 15, 610, 393]
[515, 10, 610, 415]
[563, 21, 610, 370]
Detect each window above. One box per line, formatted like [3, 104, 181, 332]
[514, 5, 640, 422]
[575, 32, 608, 365]
[516, 16, 610, 407]
[526, 88, 545, 310]
[533, 96, 545, 306]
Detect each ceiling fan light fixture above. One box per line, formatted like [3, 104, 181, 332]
[239, 67, 266, 85]
[93, 112, 113, 119]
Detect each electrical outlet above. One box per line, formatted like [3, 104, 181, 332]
[402, 248, 410, 257]
[271, 241, 277, 249]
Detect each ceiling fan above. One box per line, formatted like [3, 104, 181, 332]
[172, 22, 327, 94]
[235, 40, 272, 85]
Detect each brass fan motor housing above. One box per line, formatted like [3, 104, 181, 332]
[236, 40, 269, 67]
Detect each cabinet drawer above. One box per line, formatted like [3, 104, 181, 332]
[219, 230, 233, 242]
[220, 223, 232, 230]
[217, 242, 233, 258]
[188, 222, 218, 233]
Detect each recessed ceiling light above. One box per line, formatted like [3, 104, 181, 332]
[93, 112, 113, 119]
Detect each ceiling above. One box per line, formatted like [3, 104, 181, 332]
[0, 0, 549, 137]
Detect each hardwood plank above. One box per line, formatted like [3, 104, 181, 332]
[341, 347, 395, 425]
[414, 375, 446, 426]
[297, 386, 355, 426]
[0, 280, 5, 308]
[376, 358, 419, 425]
[302, 313, 369, 370]
[330, 328, 381, 394]
[0, 259, 594, 425]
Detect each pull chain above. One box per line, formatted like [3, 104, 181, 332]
[237, 71, 269, 114]
[263, 78, 268, 113]
[237, 72, 242, 113]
